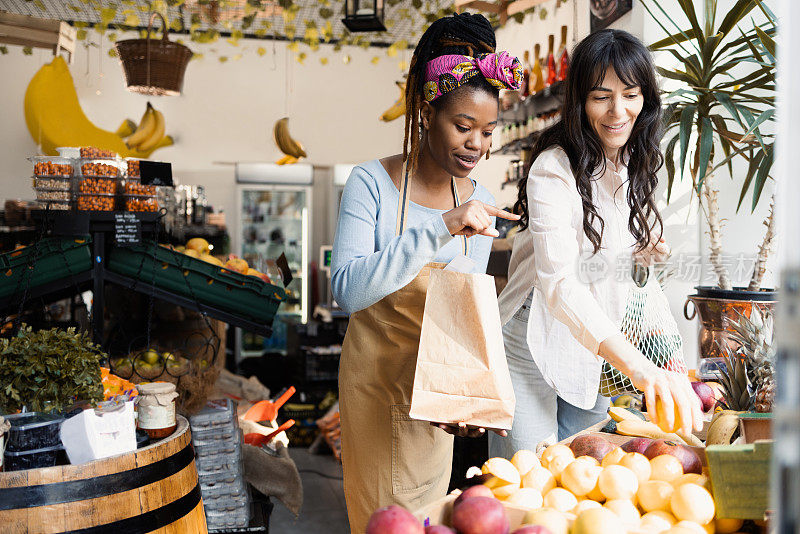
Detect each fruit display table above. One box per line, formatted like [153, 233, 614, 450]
[0, 211, 286, 345]
[0, 416, 208, 533]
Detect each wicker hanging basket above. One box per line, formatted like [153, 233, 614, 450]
[115, 12, 193, 96]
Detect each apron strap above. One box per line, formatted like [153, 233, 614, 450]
[451, 178, 469, 257]
[395, 159, 469, 256]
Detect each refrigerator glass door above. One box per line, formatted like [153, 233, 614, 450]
[237, 185, 310, 358]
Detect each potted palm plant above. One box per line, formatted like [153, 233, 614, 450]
[642, 0, 777, 360]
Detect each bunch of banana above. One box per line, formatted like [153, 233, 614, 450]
[276, 155, 299, 165]
[273, 117, 307, 159]
[380, 80, 406, 122]
[24, 56, 173, 158]
[124, 102, 169, 152]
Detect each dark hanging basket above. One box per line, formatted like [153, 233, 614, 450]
[115, 12, 192, 96]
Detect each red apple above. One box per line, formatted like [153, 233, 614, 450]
[425, 527, 456, 534]
[621, 437, 654, 455]
[569, 434, 615, 463]
[454, 484, 495, 508]
[643, 439, 703, 474]
[691, 381, 716, 412]
[366, 505, 424, 534]
[452, 497, 510, 534]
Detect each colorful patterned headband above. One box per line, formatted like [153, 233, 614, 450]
[423, 51, 523, 102]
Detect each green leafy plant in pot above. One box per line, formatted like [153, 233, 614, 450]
[642, 0, 777, 360]
[0, 325, 105, 414]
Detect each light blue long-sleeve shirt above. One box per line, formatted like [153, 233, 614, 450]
[331, 159, 496, 314]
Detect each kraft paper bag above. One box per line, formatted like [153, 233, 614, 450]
[409, 268, 515, 430]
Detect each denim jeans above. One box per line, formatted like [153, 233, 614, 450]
[489, 294, 609, 459]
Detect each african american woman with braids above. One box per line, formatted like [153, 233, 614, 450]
[489, 29, 703, 460]
[331, 13, 521, 532]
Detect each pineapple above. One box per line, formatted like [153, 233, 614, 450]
[717, 305, 776, 413]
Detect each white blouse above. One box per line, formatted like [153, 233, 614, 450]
[497, 146, 637, 409]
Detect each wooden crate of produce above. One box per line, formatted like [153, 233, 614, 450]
[705, 440, 772, 520]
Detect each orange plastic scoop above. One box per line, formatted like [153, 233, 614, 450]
[243, 386, 296, 423]
[244, 419, 295, 447]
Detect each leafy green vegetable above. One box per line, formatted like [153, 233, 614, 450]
[0, 326, 105, 414]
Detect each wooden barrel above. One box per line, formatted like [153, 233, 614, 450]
[0, 416, 207, 534]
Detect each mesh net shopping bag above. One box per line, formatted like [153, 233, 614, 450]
[599, 264, 687, 397]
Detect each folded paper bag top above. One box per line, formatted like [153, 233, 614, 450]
[409, 268, 515, 430]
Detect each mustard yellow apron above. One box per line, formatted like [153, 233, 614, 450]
[339, 162, 468, 533]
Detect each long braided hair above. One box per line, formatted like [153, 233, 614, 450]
[403, 13, 498, 172]
[513, 29, 664, 254]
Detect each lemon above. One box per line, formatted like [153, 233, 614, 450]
[598, 465, 639, 500]
[638, 480, 675, 513]
[650, 455, 684, 483]
[618, 452, 652, 484]
[561, 461, 602, 497]
[572, 507, 624, 534]
[601, 447, 626, 467]
[543, 487, 579, 513]
[670, 483, 715, 525]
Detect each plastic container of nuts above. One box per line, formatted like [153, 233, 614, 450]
[35, 189, 72, 202]
[77, 193, 115, 212]
[33, 177, 72, 191]
[78, 177, 118, 195]
[77, 159, 122, 178]
[29, 156, 73, 177]
[37, 200, 74, 211]
[123, 179, 157, 196]
[125, 158, 141, 178]
[79, 147, 117, 159]
[124, 195, 158, 213]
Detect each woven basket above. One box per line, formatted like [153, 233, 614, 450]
[115, 12, 192, 96]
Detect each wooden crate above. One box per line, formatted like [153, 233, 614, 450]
[706, 440, 772, 520]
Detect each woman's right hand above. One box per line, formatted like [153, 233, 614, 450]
[599, 333, 703, 436]
[442, 200, 520, 238]
[631, 366, 704, 436]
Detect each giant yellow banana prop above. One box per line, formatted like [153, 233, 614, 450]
[24, 56, 173, 158]
[380, 80, 406, 122]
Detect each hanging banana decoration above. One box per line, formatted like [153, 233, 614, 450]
[24, 56, 174, 158]
[125, 103, 169, 152]
[380, 80, 406, 122]
[273, 117, 307, 165]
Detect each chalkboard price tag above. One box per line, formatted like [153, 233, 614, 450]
[114, 213, 141, 246]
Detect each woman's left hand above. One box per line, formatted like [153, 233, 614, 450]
[634, 236, 671, 266]
[431, 421, 508, 438]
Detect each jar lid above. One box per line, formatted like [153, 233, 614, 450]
[137, 382, 176, 395]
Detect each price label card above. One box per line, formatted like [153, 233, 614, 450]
[114, 213, 141, 246]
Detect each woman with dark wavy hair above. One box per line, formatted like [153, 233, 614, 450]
[489, 29, 703, 457]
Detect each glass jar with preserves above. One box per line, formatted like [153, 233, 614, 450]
[136, 382, 179, 440]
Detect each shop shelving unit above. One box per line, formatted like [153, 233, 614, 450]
[0, 211, 284, 348]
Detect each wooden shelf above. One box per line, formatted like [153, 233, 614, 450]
[0, 12, 76, 63]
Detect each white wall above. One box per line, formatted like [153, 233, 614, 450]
[0, 33, 408, 218]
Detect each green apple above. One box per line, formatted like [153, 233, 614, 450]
[142, 349, 160, 365]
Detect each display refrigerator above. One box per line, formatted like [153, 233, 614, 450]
[234, 162, 313, 361]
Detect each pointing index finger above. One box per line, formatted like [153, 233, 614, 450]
[485, 205, 521, 220]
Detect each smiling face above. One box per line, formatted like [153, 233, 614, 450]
[585, 66, 644, 163]
[420, 87, 499, 178]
